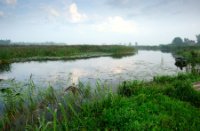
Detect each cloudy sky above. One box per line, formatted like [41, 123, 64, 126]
[0, 0, 200, 45]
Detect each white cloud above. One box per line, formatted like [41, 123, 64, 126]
[69, 3, 87, 23]
[5, 0, 17, 5]
[49, 8, 60, 17]
[0, 11, 4, 17]
[94, 16, 136, 33]
[45, 7, 60, 17]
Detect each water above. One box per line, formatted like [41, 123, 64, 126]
[0, 50, 183, 88]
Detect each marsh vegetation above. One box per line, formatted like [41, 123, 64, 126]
[0, 43, 200, 130]
[0, 45, 135, 63]
[0, 73, 200, 130]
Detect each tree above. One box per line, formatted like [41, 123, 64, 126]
[0, 39, 11, 44]
[184, 38, 195, 45]
[172, 37, 183, 45]
[196, 34, 200, 44]
[135, 42, 138, 46]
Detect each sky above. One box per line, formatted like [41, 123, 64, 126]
[0, 0, 200, 45]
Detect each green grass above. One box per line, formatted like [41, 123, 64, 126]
[79, 94, 200, 130]
[159, 44, 200, 63]
[0, 45, 135, 63]
[0, 73, 200, 130]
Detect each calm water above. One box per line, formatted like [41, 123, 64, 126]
[0, 50, 183, 88]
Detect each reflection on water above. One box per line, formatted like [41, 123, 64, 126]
[174, 56, 200, 74]
[110, 53, 137, 59]
[174, 57, 187, 70]
[0, 51, 183, 88]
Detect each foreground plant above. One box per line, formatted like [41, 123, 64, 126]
[0, 73, 200, 130]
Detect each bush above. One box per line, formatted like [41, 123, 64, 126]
[153, 75, 174, 84]
[164, 80, 200, 107]
[118, 81, 142, 97]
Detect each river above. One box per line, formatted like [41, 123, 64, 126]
[0, 50, 184, 88]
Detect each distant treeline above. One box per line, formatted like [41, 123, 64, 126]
[135, 44, 200, 52]
[135, 34, 200, 51]
[135, 45, 161, 50]
[0, 40, 67, 45]
[0, 39, 11, 44]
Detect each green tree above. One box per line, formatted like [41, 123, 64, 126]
[0, 39, 11, 44]
[196, 34, 200, 44]
[172, 37, 183, 45]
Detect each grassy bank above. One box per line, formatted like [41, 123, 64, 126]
[0, 45, 135, 63]
[175, 47, 200, 63]
[160, 45, 200, 63]
[136, 44, 200, 65]
[0, 73, 200, 130]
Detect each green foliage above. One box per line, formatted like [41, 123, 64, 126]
[153, 75, 175, 84]
[172, 37, 184, 45]
[160, 44, 200, 64]
[0, 73, 200, 130]
[154, 73, 200, 83]
[176, 48, 200, 63]
[0, 45, 135, 62]
[0, 39, 11, 45]
[118, 81, 142, 97]
[196, 34, 200, 44]
[164, 80, 200, 107]
[78, 93, 200, 130]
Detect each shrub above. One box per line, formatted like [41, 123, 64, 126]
[118, 81, 142, 97]
[164, 80, 200, 107]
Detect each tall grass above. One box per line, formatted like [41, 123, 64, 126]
[0, 45, 135, 62]
[0, 73, 200, 130]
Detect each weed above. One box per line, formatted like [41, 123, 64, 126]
[0, 73, 200, 130]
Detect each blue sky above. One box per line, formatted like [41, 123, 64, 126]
[0, 0, 200, 45]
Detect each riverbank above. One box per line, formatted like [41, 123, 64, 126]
[160, 45, 200, 63]
[0, 45, 135, 63]
[0, 73, 200, 130]
[137, 44, 200, 64]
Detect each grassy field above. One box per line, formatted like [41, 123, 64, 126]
[0, 73, 200, 130]
[0, 45, 135, 63]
